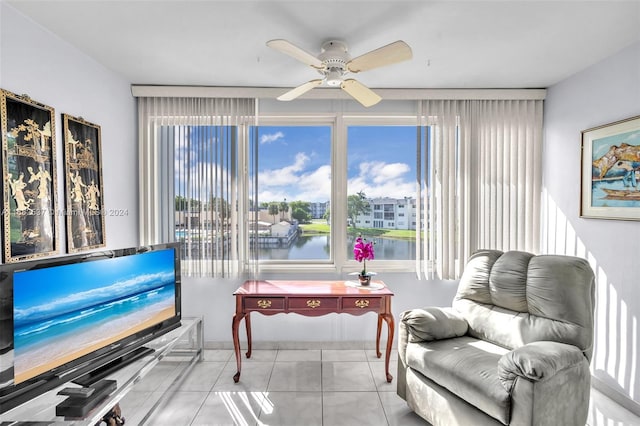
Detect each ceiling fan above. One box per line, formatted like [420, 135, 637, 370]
[266, 38, 412, 107]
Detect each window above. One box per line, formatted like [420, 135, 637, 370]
[254, 124, 332, 261]
[346, 124, 417, 262]
[138, 97, 542, 280]
[254, 119, 419, 272]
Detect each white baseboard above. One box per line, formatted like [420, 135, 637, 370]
[204, 340, 397, 351]
[591, 375, 640, 417]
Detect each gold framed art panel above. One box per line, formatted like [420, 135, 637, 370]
[1, 90, 58, 262]
[62, 114, 106, 252]
[580, 115, 640, 221]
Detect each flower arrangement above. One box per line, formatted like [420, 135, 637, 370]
[353, 235, 375, 276]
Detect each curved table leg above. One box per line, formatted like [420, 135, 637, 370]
[381, 313, 395, 382]
[232, 312, 245, 383]
[245, 312, 252, 358]
[376, 314, 383, 358]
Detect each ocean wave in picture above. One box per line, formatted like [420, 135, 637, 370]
[11, 248, 178, 384]
[14, 271, 174, 328]
[14, 285, 174, 351]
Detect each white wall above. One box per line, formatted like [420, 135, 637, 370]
[543, 42, 640, 408]
[0, 3, 138, 252]
[184, 272, 458, 349]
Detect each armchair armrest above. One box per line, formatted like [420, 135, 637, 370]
[498, 341, 586, 393]
[399, 307, 468, 343]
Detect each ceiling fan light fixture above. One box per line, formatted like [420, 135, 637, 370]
[325, 69, 343, 86]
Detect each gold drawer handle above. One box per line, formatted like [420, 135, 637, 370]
[355, 299, 369, 308]
[306, 299, 321, 308]
[257, 299, 272, 309]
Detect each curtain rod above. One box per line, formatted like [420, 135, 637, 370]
[131, 85, 546, 100]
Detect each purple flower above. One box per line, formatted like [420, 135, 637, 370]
[353, 236, 374, 275]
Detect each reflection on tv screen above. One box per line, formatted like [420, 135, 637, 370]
[12, 249, 177, 384]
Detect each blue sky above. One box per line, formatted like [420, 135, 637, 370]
[13, 249, 176, 324]
[592, 129, 640, 159]
[257, 125, 417, 203]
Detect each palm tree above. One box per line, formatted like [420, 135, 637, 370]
[268, 202, 280, 223]
[347, 191, 370, 227]
[279, 199, 289, 221]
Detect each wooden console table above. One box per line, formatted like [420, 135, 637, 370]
[232, 280, 395, 383]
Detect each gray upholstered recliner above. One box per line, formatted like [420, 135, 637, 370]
[397, 250, 595, 426]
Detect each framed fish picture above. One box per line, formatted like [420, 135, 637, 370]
[62, 114, 106, 252]
[0, 89, 58, 262]
[580, 115, 640, 221]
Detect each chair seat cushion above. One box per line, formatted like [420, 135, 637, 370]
[406, 336, 512, 424]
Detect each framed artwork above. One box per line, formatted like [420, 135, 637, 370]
[581, 115, 640, 221]
[62, 114, 106, 252]
[1, 90, 58, 262]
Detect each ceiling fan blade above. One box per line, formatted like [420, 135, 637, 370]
[266, 39, 323, 69]
[277, 79, 324, 101]
[347, 40, 413, 73]
[341, 79, 382, 107]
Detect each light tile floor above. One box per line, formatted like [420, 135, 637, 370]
[119, 349, 640, 426]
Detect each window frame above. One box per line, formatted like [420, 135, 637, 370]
[256, 115, 337, 273]
[256, 113, 418, 275]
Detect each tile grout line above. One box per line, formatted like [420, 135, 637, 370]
[187, 357, 222, 426]
[320, 349, 325, 426]
[369, 358, 392, 426]
[260, 348, 279, 424]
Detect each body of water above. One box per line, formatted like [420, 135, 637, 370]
[258, 235, 416, 261]
[592, 180, 640, 208]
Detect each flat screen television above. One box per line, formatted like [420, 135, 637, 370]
[0, 243, 181, 414]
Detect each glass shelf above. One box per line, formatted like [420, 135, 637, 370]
[0, 317, 204, 425]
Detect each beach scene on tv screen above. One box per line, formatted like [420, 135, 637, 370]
[12, 249, 176, 384]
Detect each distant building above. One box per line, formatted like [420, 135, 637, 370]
[271, 221, 296, 238]
[354, 197, 419, 230]
[257, 207, 290, 223]
[175, 210, 222, 228]
[248, 219, 298, 247]
[253, 220, 272, 235]
[309, 201, 329, 219]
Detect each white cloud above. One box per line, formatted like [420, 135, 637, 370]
[349, 161, 414, 199]
[260, 131, 285, 144]
[259, 156, 415, 204]
[291, 165, 331, 201]
[259, 152, 309, 186]
[258, 155, 331, 202]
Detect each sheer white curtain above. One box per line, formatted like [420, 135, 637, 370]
[418, 99, 543, 280]
[138, 97, 258, 277]
[417, 100, 472, 279]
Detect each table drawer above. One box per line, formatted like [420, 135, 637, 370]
[342, 297, 382, 310]
[245, 297, 285, 311]
[288, 297, 339, 310]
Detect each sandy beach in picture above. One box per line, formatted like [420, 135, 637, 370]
[14, 305, 175, 384]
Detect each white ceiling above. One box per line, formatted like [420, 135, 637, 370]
[7, 1, 640, 90]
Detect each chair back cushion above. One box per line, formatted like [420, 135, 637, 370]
[452, 250, 595, 359]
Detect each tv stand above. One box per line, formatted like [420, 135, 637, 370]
[0, 317, 203, 425]
[72, 346, 155, 387]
